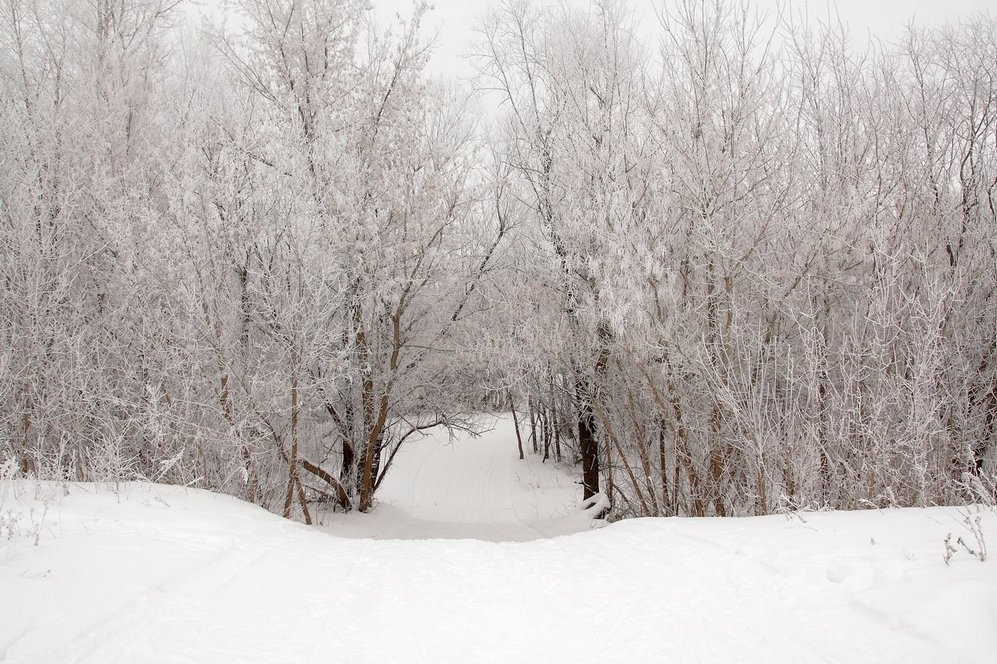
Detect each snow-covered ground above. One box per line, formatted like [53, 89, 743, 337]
[2, 416, 996, 663]
[320, 414, 595, 540]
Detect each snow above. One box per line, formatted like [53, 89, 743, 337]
[2, 418, 996, 663]
[321, 414, 597, 540]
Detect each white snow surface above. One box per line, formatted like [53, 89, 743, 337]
[322, 415, 592, 541]
[1, 416, 996, 663]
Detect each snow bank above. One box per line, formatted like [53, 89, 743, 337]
[2, 480, 995, 663]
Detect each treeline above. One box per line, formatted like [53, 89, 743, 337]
[1, 0, 994, 518]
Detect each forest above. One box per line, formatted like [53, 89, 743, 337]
[1, 0, 995, 521]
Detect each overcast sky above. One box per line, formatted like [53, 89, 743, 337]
[373, 0, 994, 79]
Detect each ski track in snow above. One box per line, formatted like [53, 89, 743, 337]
[2, 416, 996, 662]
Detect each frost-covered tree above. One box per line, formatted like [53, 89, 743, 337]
[473, 0, 997, 517]
[2, 0, 995, 523]
[206, 0, 508, 513]
[0, 0, 187, 481]
[474, 0, 656, 502]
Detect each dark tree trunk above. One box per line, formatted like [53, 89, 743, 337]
[577, 386, 601, 500]
[341, 440, 356, 504]
[552, 388, 562, 462]
[658, 419, 671, 515]
[540, 408, 550, 462]
[510, 394, 525, 460]
[529, 399, 538, 454]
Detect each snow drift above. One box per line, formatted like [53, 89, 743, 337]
[2, 478, 995, 663]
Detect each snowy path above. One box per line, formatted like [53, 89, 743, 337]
[322, 414, 589, 541]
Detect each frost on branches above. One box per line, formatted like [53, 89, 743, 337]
[0, 0, 994, 519]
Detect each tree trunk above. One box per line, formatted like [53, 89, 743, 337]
[658, 419, 671, 515]
[552, 389, 562, 462]
[283, 344, 301, 520]
[358, 310, 403, 512]
[577, 383, 601, 500]
[541, 408, 551, 462]
[510, 394, 525, 460]
[341, 439, 356, 505]
[529, 399, 538, 455]
[357, 398, 388, 512]
[576, 321, 611, 501]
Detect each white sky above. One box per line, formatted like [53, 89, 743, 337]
[373, 0, 995, 79]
